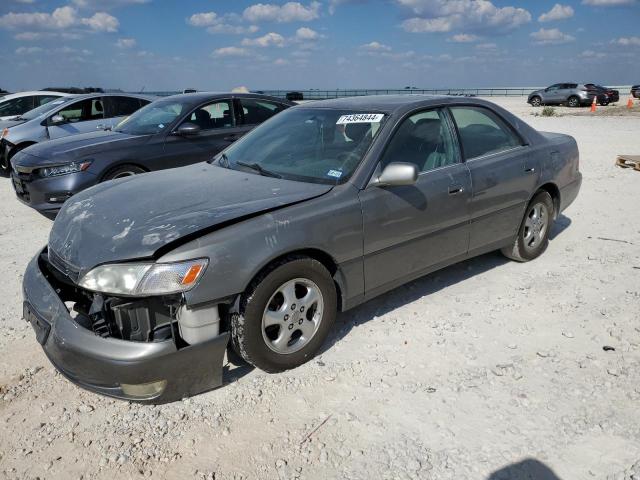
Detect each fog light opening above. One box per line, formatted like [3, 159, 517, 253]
[120, 380, 167, 399]
[47, 193, 73, 203]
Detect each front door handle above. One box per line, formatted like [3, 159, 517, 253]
[448, 185, 464, 195]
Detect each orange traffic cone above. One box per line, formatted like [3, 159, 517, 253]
[628, 96, 634, 109]
[590, 95, 597, 112]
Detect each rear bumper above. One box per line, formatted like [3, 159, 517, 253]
[22, 251, 230, 404]
[559, 173, 582, 213]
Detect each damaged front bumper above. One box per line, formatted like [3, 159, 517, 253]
[22, 250, 230, 404]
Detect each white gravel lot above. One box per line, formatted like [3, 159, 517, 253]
[0, 96, 639, 480]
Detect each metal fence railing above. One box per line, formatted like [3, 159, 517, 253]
[135, 86, 633, 100]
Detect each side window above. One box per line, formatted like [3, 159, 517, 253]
[450, 106, 523, 160]
[56, 98, 104, 123]
[239, 98, 287, 125]
[0, 97, 34, 116]
[380, 109, 459, 173]
[35, 95, 60, 107]
[547, 84, 560, 91]
[185, 100, 233, 130]
[106, 96, 144, 118]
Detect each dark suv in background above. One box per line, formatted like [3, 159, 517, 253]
[584, 84, 619, 105]
[632, 85, 640, 99]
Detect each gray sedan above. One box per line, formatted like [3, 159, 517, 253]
[10, 93, 292, 216]
[22, 95, 582, 403]
[0, 93, 153, 172]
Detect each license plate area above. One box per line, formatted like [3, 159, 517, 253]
[23, 302, 51, 345]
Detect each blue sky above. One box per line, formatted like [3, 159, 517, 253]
[0, 0, 638, 91]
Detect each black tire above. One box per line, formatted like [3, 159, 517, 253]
[102, 164, 145, 181]
[567, 96, 580, 108]
[230, 256, 337, 373]
[1, 143, 30, 172]
[601, 101, 609, 106]
[501, 191, 554, 262]
[530, 96, 542, 107]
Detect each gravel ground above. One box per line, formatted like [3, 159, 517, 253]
[1, 96, 639, 480]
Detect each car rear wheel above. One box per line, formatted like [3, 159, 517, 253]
[501, 191, 554, 262]
[102, 164, 145, 181]
[567, 96, 580, 108]
[601, 100, 609, 106]
[230, 256, 337, 373]
[530, 96, 542, 107]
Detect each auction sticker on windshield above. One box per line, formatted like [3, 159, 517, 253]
[336, 113, 384, 124]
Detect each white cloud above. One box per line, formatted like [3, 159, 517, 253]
[212, 46, 250, 58]
[72, 0, 149, 8]
[0, 6, 77, 29]
[81, 12, 119, 32]
[530, 27, 575, 44]
[582, 0, 635, 5]
[116, 37, 136, 48]
[449, 33, 479, 42]
[612, 36, 640, 46]
[0, 6, 119, 32]
[16, 46, 43, 54]
[187, 11, 259, 35]
[243, 2, 321, 23]
[579, 49, 606, 58]
[274, 58, 290, 65]
[295, 26, 320, 41]
[241, 32, 286, 47]
[397, 0, 531, 33]
[207, 24, 259, 35]
[538, 3, 574, 22]
[360, 41, 392, 52]
[187, 12, 218, 27]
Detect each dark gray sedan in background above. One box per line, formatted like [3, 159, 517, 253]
[22, 95, 581, 403]
[11, 92, 292, 216]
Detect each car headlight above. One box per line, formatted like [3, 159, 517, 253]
[40, 161, 92, 178]
[78, 258, 208, 296]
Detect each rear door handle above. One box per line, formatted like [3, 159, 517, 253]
[525, 167, 535, 173]
[448, 185, 464, 195]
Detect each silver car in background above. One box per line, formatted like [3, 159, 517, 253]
[0, 91, 71, 121]
[0, 93, 153, 171]
[527, 83, 606, 107]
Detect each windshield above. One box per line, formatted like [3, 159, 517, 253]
[114, 100, 186, 135]
[218, 108, 386, 185]
[21, 97, 74, 121]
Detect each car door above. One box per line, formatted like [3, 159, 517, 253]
[359, 108, 472, 295]
[47, 97, 106, 139]
[542, 84, 563, 103]
[162, 98, 245, 167]
[449, 105, 538, 253]
[103, 96, 149, 130]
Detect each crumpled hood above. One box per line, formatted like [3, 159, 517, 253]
[49, 163, 333, 275]
[19, 130, 149, 165]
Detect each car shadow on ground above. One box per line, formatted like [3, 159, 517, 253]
[487, 458, 563, 480]
[322, 214, 572, 354]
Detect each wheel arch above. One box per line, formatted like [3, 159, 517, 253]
[536, 182, 560, 219]
[244, 248, 346, 312]
[100, 161, 149, 182]
[8, 140, 37, 159]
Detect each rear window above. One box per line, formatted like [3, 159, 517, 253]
[450, 106, 523, 160]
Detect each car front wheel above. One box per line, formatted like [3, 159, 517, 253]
[102, 164, 145, 181]
[567, 96, 580, 108]
[501, 191, 554, 262]
[230, 256, 337, 373]
[530, 96, 542, 107]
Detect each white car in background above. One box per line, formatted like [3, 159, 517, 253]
[0, 91, 71, 121]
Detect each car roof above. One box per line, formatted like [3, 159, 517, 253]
[294, 94, 471, 114]
[0, 91, 72, 100]
[62, 92, 157, 101]
[158, 91, 293, 105]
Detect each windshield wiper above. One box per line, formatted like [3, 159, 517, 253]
[236, 160, 282, 178]
[210, 152, 228, 166]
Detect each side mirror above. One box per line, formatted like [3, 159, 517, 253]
[176, 122, 200, 136]
[50, 114, 65, 125]
[373, 162, 418, 187]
